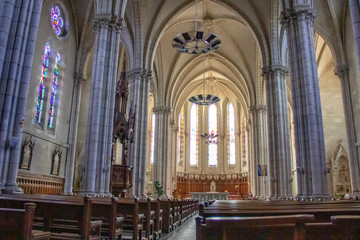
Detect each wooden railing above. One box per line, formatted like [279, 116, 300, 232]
[16, 171, 64, 195]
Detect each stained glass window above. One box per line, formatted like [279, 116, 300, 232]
[35, 43, 51, 124]
[150, 114, 156, 164]
[190, 104, 198, 166]
[228, 103, 236, 165]
[48, 52, 61, 128]
[243, 116, 248, 163]
[177, 113, 181, 164]
[208, 104, 217, 166]
[51, 5, 65, 36]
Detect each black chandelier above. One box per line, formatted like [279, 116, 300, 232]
[201, 130, 218, 144]
[172, 0, 221, 54]
[188, 57, 220, 106]
[172, 32, 221, 54]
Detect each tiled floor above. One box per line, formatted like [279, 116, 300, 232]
[160, 216, 197, 240]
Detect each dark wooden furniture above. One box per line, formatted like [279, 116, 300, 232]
[0, 203, 51, 240]
[177, 173, 248, 197]
[117, 198, 144, 240]
[196, 214, 315, 240]
[199, 199, 360, 240]
[139, 198, 154, 240]
[92, 197, 123, 240]
[159, 199, 173, 233]
[151, 198, 163, 239]
[0, 194, 102, 240]
[111, 165, 133, 197]
[17, 171, 64, 195]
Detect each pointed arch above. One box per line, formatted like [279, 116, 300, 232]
[35, 43, 51, 124]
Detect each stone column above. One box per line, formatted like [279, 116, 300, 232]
[349, 0, 360, 65]
[170, 121, 178, 196]
[128, 70, 151, 197]
[249, 105, 268, 198]
[264, 66, 292, 199]
[335, 66, 360, 193]
[0, 0, 43, 193]
[282, 8, 329, 198]
[153, 106, 171, 196]
[81, 17, 124, 196]
[63, 73, 86, 195]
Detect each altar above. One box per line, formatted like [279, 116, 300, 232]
[190, 192, 229, 201]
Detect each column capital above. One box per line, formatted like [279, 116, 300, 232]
[334, 65, 349, 78]
[249, 105, 267, 114]
[91, 16, 111, 31]
[280, 8, 316, 25]
[128, 69, 152, 82]
[73, 73, 87, 84]
[153, 106, 171, 115]
[262, 66, 288, 77]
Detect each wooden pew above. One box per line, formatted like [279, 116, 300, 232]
[139, 198, 154, 240]
[92, 197, 123, 240]
[117, 198, 144, 240]
[0, 203, 51, 240]
[159, 199, 173, 233]
[199, 200, 360, 239]
[331, 215, 360, 239]
[171, 199, 180, 228]
[196, 214, 315, 240]
[0, 194, 102, 240]
[151, 198, 163, 239]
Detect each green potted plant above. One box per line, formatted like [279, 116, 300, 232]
[154, 180, 165, 198]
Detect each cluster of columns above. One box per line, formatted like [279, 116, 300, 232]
[249, 105, 268, 198]
[264, 66, 292, 199]
[0, 0, 43, 193]
[281, 7, 328, 198]
[128, 70, 151, 197]
[153, 106, 171, 196]
[81, 16, 124, 196]
[63, 73, 86, 195]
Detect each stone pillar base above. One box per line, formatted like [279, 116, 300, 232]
[3, 185, 23, 194]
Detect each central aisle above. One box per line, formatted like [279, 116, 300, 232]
[160, 216, 197, 240]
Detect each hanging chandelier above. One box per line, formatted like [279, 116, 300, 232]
[201, 129, 218, 144]
[172, 0, 221, 54]
[188, 56, 220, 106]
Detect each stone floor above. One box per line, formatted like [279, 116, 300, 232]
[160, 216, 197, 240]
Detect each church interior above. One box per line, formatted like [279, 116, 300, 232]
[1, 0, 360, 239]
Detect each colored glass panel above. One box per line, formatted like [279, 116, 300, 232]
[48, 52, 61, 128]
[35, 43, 51, 124]
[208, 104, 217, 166]
[51, 5, 64, 36]
[190, 104, 197, 166]
[228, 103, 236, 165]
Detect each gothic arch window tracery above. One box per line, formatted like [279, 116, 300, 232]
[190, 104, 198, 166]
[208, 104, 217, 166]
[48, 51, 62, 128]
[228, 103, 236, 165]
[35, 43, 51, 124]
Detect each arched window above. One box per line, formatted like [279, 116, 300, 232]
[48, 52, 61, 128]
[35, 43, 51, 124]
[51, 5, 65, 36]
[228, 103, 236, 165]
[208, 104, 217, 166]
[190, 104, 198, 166]
[243, 116, 248, 163]
[150, 114, 156, 164]
[177, 113, 181, 164]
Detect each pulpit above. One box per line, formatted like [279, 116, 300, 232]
[111, 164, 133, 197]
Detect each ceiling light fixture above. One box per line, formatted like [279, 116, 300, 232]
[172, 0, 221, 54]
[188, 56, 220, 106]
